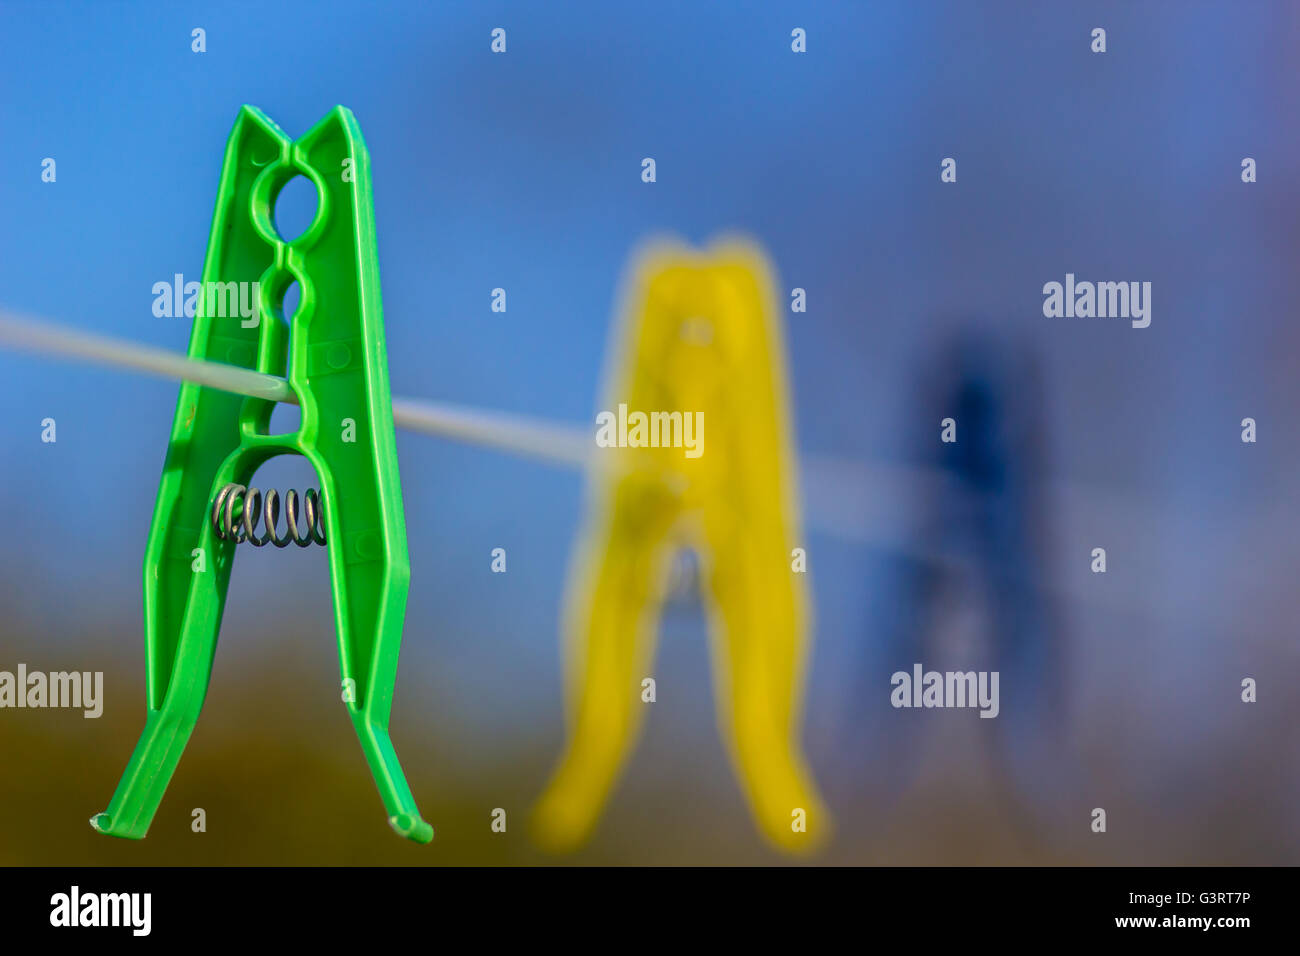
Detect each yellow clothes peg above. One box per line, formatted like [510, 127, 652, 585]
[532, 238, 827, 854]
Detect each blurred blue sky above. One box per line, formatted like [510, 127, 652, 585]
[0, 1, 1297, 841]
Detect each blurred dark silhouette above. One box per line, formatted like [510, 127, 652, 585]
[846, 329, 1075, 842]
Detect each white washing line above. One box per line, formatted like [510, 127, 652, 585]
[0, 309, 591, 467]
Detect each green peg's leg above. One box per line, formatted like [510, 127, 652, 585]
[93, 443, 253, 839]
[93, 109, 281, 839]
[304, 446, 431, 844]
[290, 107, 432, 843]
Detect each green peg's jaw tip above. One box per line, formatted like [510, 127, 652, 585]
[389, 814, 434, 844]
[90, 811, 146, 839]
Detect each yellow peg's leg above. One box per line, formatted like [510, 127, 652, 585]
[689, 242, 828, 852]
[700, 510, 827, 853]
[532, 473, 679, 852]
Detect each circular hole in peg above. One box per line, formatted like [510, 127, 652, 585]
[273, 173, 320, 243]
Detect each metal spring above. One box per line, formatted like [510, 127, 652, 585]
[212, 483, 327, 548]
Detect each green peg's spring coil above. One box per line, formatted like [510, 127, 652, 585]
[212, 483, 327, 548]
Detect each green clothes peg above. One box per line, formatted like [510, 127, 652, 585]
[91, 105, 433, 843]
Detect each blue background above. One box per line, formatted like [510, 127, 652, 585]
[0, 0, 1296, 863]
